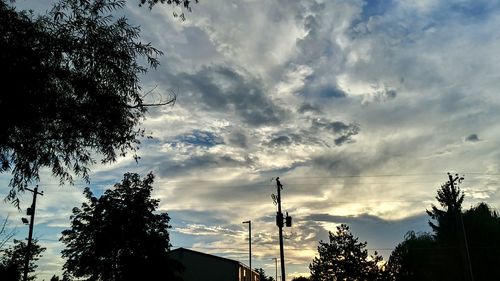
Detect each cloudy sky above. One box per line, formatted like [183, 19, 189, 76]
[3, 0, 500, 279]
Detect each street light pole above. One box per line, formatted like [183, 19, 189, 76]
[273, 257, 278, 281]
[243, 220, 251, 280]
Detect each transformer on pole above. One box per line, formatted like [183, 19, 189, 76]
[273, 177, 291, 281]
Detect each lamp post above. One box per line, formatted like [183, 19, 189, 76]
[273, 257, 278, 281]
[242, 220, 251, 280]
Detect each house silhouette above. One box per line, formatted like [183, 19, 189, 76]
[170, 247, 260, 281]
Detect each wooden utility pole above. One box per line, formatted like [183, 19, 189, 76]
[23, 186, 43, 281]
[276, 178, 286, 281]
[447, 173, 474, 281]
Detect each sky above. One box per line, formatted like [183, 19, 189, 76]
[2, 0, 500, 280]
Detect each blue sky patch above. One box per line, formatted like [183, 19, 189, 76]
[171, 130, 224, 148]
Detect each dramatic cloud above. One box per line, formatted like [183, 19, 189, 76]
[3, 0, 500, 279]
[176, 65, 289, 126]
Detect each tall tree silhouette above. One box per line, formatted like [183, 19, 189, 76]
[60, 172, 182, 281]
[255, 268, 274, 281]
[0, 239, 45, 281]
[0, 0, 184, 205]
[426, 174, 470, 280]
[426, 174, 465, 239]
[387, 231, 438, 281]
[461, 203, 500, 280]
[309, 224, 385, 281]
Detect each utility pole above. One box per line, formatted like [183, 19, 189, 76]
[274, 177, 291, 281]
[242, 220, 251, 280]
[447, 173, 474, 281]
[23, 185, 43, 281]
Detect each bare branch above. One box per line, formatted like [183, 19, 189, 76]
[0, 215, 17, 250]
[128, 88, 177, 108]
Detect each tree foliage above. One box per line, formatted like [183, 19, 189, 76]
[389, 175, 500, 280]
[60, 172, 182, 281]
[0, 0, 179, 205]
[255, 268, 274, 281]
[291, 276, 310, 281]
[0, 239, 45, 281]
[425, 175, 469, 280]
[461, 202, 500, 280]
[426, 174, 465, 241]
[309, 224, 385, 281]
[386, 231, 438, 281]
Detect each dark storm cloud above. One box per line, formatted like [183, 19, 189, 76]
[177, 66, 288, 126]
[465, 134, 481, 143]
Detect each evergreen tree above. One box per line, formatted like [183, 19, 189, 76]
[309, 224, 384, 281]
[426, 174, 465, 241]
[426, 174, 468, 280]
[255, 268, 274, 281]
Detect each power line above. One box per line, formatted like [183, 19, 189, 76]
[16, 171, 500, 188]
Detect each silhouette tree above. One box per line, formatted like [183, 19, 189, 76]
[309, 224, 385, 281]
[255, 268, 274, 281]
[461, 203, 500, 280]
[386, 231, 439, 281]
[0, 239, 45, 281]
[426, 175, 465, 241]
[389, 175, 500, 280]
[291, 276, 310, 281]
[0, 0, 184, 205]
[426, 174, 470, 280]
[60, 172, 182, 281]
